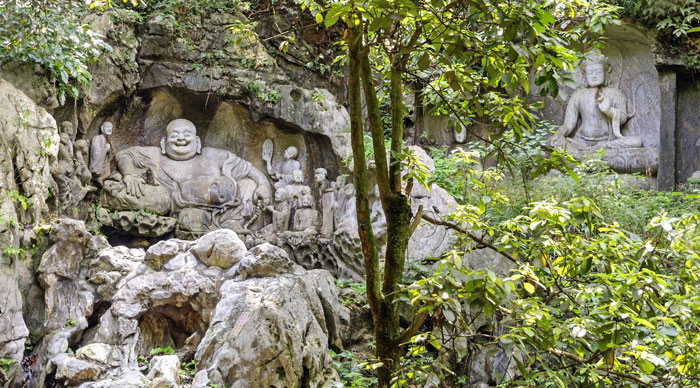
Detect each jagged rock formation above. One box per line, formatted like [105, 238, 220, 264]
[23, 219, 345, 388]
[0, 77, 59, 388]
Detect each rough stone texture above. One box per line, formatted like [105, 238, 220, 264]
[195, 267, 341, 388]
[407, 183, 458, 261]
[146, 355, 180, 388]
[0, 66, 58, 110]
[22, 225, 344, 388]
[76, 343, 114, 365]
[85, 10, 141, 114]
[238, 243, 297, 279]
[192, 229, 247, 269]
[145, 239, 192, 270]
[0, 78, 59, 227]
[657, 71, 677, 189]
[54, 355, 103, 383]
[406, 146, 458, 261]
[0, 76, 59, 387]
[676, 75, 700, 183]
[96, 210, 177, 238]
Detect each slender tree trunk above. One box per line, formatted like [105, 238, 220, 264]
[349, 16, 423, 388]
[347, 21, 392, 387]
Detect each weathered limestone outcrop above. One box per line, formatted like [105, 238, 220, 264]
[0, 77, 59, 388]
[194, 244, 342, 388]
[25, 220, 345, 388]
[82, 9, 351, 168]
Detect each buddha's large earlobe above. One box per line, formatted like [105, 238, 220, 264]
[160, 137, 167, 155]
[196, 137, 202, 154]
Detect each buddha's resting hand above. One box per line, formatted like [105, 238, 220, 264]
[123, 175, 146, 197]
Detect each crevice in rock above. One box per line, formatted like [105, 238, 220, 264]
[136, 302, 203, 357]
[300, 365, 310, 388]
[86, 301, 111, 329]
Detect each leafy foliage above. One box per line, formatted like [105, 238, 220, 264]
[149, 346, 175, 356]
[331, 350, 378, 388]
[90, 0, 249, 15]
[399, 145, 700, 386]
[430, 148, 700, 236]
[609, 0, 700, 38]
[0, 0, 109, 105]
[297, 0, 621, 386]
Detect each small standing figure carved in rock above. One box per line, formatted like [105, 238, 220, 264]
[266, 187, 291, 234]
[52, 121, 96, 216]
[90, 121, 113, 185]
[314, 168, 335, 238]
[262, 139, 302, 189]
[74, 139, 92, 187]
[286, 169, 310, 208]
[292, 194, 320, 234]
[335, 183, 357, 232]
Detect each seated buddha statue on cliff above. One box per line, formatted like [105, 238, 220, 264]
[547, 49, 642, 152]
[102, 118, 271, 234]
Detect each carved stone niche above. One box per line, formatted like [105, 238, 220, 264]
[87, 88, 343, 241]
[539, 24, 661, 176]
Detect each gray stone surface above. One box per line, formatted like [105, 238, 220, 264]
[23, 226, 344, 388]
[657, 71, 677, 189]
[54, 356, 103, 383]
[76, 343, 114, 365]
[146, 355, 180, 388]
[676, 78, 700, 183]
[192, 229, 247, 269]
[194, 268, 341, 388]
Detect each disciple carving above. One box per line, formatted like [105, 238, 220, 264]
[74, 139, 92, 186]
[335, 183, 357, 231]
[291, 194, 320, 234]
[262, 139, 301, 189]
[547, 50, 643, 151]
[89, 121, 113, 185]
[52, 121, 96, 216]
[260, 187, 291, 235]
[286, 169, 311, 208]
[101, 119, 271, 235]
[314, 168, 335, 238]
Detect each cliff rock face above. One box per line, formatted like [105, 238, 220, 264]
[0, 77, 59, 388]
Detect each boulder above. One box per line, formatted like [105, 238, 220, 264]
[195, 268, 343, 388]
[238, 243, 296, 279]
[192, 229, 247, 269]
[145, 240, 191, 270]
[76, 343, 113, 365]
[54, 356, 103, 383]
[147, 355, 180, 388]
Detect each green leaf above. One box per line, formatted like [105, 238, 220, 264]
[632, 317, 655, 330]
[523, 282, 535, 294]
[638, 359, 655, 374]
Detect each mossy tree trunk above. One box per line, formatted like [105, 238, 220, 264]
[347, 19, 427, 388]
